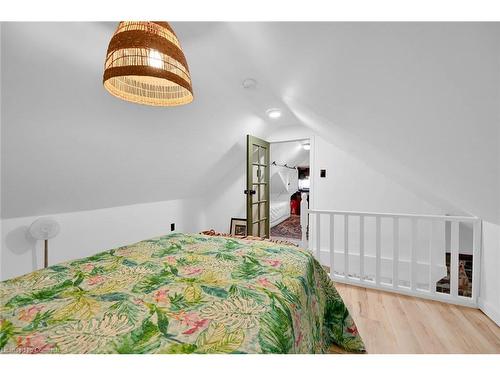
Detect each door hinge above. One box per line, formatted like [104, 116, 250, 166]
[244, 189, 256, 195]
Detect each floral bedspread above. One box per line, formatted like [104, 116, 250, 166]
[0, 233, 365, 354]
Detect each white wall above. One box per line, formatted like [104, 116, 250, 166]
[198, 135, 250, 234]
[201, 170, 247, 234]
[479, 222, 500, 325]
[1, 198, 203, 280]
[312, 136, 444, 215]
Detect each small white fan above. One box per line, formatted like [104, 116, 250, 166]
[29, 217, 60, 268]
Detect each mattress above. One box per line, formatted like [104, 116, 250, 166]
[270, 200, 290, 228]
[0, 233, 365, 354]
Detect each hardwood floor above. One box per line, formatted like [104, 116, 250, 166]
[334, 283, 500, 354]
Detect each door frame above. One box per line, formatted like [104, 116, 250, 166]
[268, 136, 316, 241]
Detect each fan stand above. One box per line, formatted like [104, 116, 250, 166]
[44, 239, 49, 268]
[29, 217, 60, 270]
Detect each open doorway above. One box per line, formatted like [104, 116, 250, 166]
[269, 139, 310, 245]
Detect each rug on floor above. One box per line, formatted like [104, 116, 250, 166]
[271, 214, 302, 239]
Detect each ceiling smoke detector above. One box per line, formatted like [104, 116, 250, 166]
[242, 78, 257, 89]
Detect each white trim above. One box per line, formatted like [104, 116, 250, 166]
[308, 208, 478, 222]
[309, 136, 316, 209]
[269, 137, 311, 144]
[335, 277, 477, 309]
[478, 298, 500, 327]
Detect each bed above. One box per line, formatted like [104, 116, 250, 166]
[0, 233, 365, 354]
[270, 199, 291, 228]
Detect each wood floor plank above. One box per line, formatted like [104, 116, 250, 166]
[449, 305, 500, 353]
[412, 298, 453, 353]
[399, 296, 447, 353]
[334, 283, 500, 354]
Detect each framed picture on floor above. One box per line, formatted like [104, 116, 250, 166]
[230, 218, 247, 236]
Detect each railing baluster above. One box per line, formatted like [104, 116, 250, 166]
[411, 218, 417, 291]
[471, 220, 481, 303]
[376, 216, 381, 285]
[429, 221, 434, 294]
[300, 193, 308, 248]
[329, 214, 335, 278]
[344, 215, 349, 278]
[450, 221, 459, 298]
[393, 217, 399, 289]
[359, 215, 365, 282]
[472, 220, 482, 303]
[316, 213, 321, 262]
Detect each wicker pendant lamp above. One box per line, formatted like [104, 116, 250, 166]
[103, 21, 193, 106]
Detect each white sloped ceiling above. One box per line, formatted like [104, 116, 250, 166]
[1, 22, 499, 223]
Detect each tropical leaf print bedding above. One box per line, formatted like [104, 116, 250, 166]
[0, 233, 365, 354]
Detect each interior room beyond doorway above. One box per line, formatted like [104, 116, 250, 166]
[269, 139, 310, 245]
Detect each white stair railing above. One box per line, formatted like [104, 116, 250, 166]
[301, 203, 481, 307]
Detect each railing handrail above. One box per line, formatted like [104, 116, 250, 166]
[307, 208, 479, 222]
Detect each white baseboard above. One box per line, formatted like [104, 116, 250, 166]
[478, 298, 500, 327]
